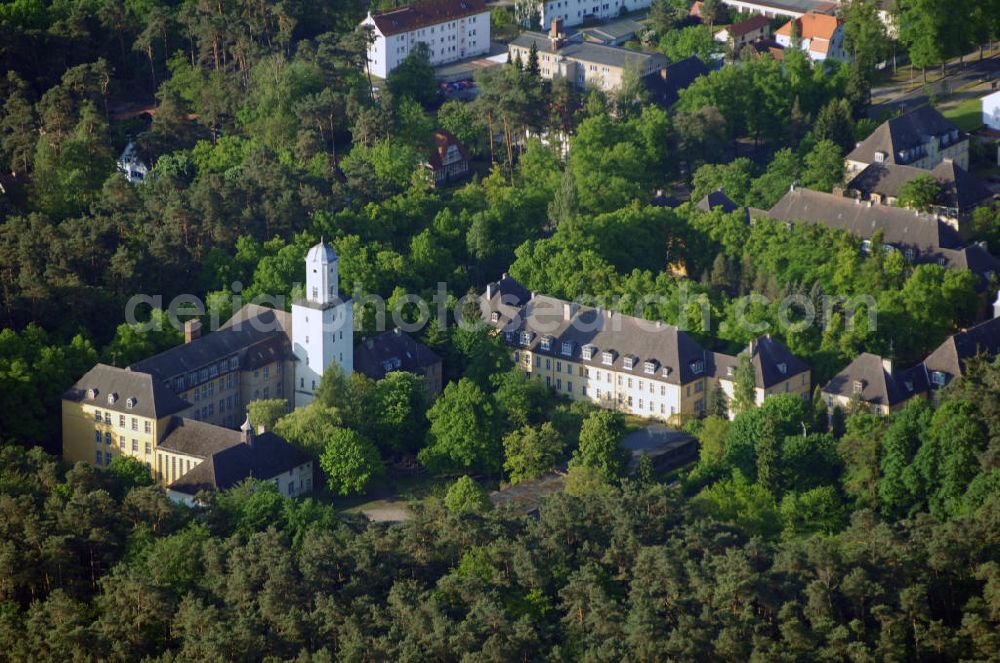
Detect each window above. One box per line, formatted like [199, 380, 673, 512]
[126, 397, 135, 409]
[95, 431, 101, 444]
[540, 336, 552, 351]
[491, 311, 500, 322]
[556, 361, 562, 372]
[777, 362, 787, 375]
[623, 356, 634, 370]
[94, 410, 102, 421]
[96, 450, 103, 465]
[853, 380, 864, 394]
[263, 366, 270, 379]
[131, 418, 138, 431]
[104, 432, 112, 446]
[230, 357, 239, 371]
[119, 438, 125, 450]
[520, 330, 533, 346]
[145, 442, 151, 454]
[119, 414, 125, 428]
[144, 421, 151, 434]
[931, 371, 946, 387]
[691, 360, 704, 375]
[561, 341, 573, 356]
[132, 439, 138, 452]
[568, 382, 573, 393]
[695, 381, 704, 393]
[582, 345, 595, 360]
[602, 351, 613, 366]
[644, 361, 656, 375]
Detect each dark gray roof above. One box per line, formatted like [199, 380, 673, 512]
[922, 316, 1000, 387]
[697, 190, 741, 214]
[63, 364, 191, 419]
[157, 417, 244, 458]
[354, 329, 441, 381]
[846, 105, 966, 167]
[750, 335, 811, 388]
[823, 353, 926, 406]
[369, 0, 487, 36]
[846, 159, 992, 213]
[644, 55, 709, 107]
[510, 32, 669, 70]
[481, 276, 708, 385]
[130, 305, 291, 382]
[168, 431, 311, 495]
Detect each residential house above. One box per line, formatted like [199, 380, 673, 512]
[523, 0, 654, 30]
[697, 190, 752, 223]
[508, 22, 668, 93]
[844, 158, 993, 229]
[424, 129, 471, 186]
[763, 184, 1000, 290]
[117, 142, 150, 183]
[984, 89, 1000, 131]
[823, 302, 1000, 413]
[821, 353, 927, 416]
[714, 15, 771, 52]
[354, 328, 444, 399]
[774, 12, 846, 61]
[845, 105, 969, 176]
[361, 0, 491, 79]
[480, 273, 811, 421]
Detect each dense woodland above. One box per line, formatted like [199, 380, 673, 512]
[2, 0, 1000, 658]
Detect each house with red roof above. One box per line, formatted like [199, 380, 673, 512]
[774, 12, 846, 61]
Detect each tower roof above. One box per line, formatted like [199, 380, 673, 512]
[306, 239, 338, 264]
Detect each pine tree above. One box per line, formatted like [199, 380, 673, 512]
[732, 353, 757, 416]
[636, 452, 655, 488]
[527, 41, 540, 79]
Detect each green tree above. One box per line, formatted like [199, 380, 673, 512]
[659, 24, 721, 64]
[800, 139, 845, 192]
[386, 43, 437, 105]
[572, 409, 629, 483]
[319, 428, 383, 496]
[503, 423, 565, 484]
[420, 378, 501, 475]
[840, 0, 891, 73]
[247, 399, 289, 430]
[897, 174, 941, 213]
[732, 353, 757, 416]
[813, 98, 856, 153]
[779, 485, 848, 538]
[444, 475, 492, 513]
[107, 456, 154, 495]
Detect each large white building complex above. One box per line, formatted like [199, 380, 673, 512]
[361, 0, 491, 80]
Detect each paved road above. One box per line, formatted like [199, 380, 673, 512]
[870, 54, 1000, 118]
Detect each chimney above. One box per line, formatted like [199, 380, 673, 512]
[832, 186, 844, 197]
[790, 180, 796, 192]
[563, 302, 572, 320]
[486, 282, 497, 299]
[748, 337, 758, 355]
[184, 319, 202, 343]
[881, 357, 893, 374]
[660, 67, 668, 81]
[550, 17, 563, 38]
[240, 414, 253, 446]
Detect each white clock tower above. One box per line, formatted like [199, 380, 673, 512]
[292, 239, 353, 408]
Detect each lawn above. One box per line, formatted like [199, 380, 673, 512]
[941, 96, 985, 133]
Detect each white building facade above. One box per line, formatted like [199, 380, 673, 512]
[362, 0, 491, 80]
[984, 90, 1000, 131]
[522, 0, 653, 29]
[291, 240, 353, 408]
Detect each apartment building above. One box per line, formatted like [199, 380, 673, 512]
[361, 0, 491, 79]
[480, 274, 810, 421]
[522, 0, 653, 30]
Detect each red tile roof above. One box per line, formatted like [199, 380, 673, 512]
[369, 0, 488, 37]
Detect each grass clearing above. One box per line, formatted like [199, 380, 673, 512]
[941, 96, 985, 132]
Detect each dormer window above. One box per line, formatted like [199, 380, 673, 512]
[644, 361, 656, 375]
[107, 393, 117, 405]
[601, 351, 614, 366]
[874, 150, 886, 163]
[382, 357, 402, 372]
[88, 388, 99, 399]
[561, 341, 573, 356]
[540, 336, 552, 351]
[904, 381, 914, 392]
[623, 356, 634, 370]
[931, 371, 946, 387]
[861, 239, 872, 255]
[582, 345, 595, 361]
[726, 366, 735, 377]
[777, 362, 787, 375]
[691, 360, 704, 375]
[491, 311, 500, 323]
[853, 380, 864, 394]
[662, 367, 672, 377]
[519, 331, 533, 346]
[905, 248, 916, 261]
[126, 397, 136, 409]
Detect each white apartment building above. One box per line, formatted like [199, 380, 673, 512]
[362, 0, 491, 80]
[521, 0, 653, 29]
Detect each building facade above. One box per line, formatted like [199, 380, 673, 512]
[508, 25, 668, 92]
[521, 0, 653, 29]
[480, 274, 810, 422]
[292, 240, 353, 408]
[774, 13, 846, 61]
[361, 0, 491, 79]
[845, 105, 969, 176]
[983, 90, 1000, 132]
[354, 328, 444, 399]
